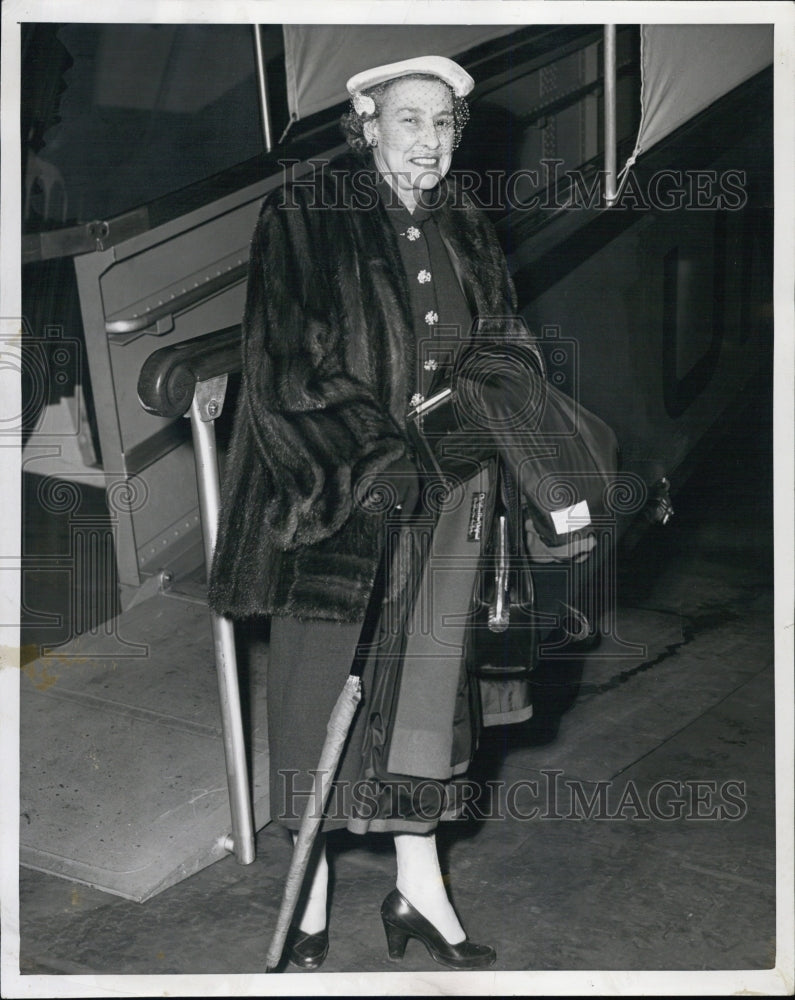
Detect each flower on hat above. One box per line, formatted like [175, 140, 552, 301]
[352, 92, 376, 116]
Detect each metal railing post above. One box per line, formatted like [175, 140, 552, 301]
[253, 25, 273, 154]
[604, 24, 618, 205]
[190, 375, 256, 865]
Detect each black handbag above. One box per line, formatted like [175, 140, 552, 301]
[465, 508, 539, 679]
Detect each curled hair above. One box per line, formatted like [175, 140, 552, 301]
[340, 73, 470, 156]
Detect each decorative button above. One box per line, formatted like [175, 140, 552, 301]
[405, 226, 421, 241]
[410, 392, 425, 408]
[424, 310, 439, 325]
[417, 269, 431, 284]
[423, 359, 439, 371]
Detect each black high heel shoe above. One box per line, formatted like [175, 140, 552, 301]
[285, 926, 329, 970]
[380, 889, 496, 970]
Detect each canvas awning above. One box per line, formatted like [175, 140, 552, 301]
[624, 23, 773, 169]
[283, 24, 516, 121]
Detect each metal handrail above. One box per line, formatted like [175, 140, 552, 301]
[106, 262, 248, 338]
[137, 325, 242, 419]
[137, 326, 253, 866]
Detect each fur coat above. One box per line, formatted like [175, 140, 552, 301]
[208, 153, 517, 622]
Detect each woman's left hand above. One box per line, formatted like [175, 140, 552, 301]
[524, 519, 596, 563]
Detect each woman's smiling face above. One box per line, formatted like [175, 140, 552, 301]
[366, 76, 456, 212]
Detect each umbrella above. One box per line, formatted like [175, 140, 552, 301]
[264, 386, 483, 970]
[264, 672, 362, 972]
[263, 482, 420, 972]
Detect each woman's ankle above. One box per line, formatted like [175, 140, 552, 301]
[296, 898, 327, 935]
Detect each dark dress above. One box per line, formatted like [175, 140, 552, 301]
[267, 178, 490, 833]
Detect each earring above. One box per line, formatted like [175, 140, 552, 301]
[369, 137, 378, 147]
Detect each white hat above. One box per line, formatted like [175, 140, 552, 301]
[346, 55, 474, 108]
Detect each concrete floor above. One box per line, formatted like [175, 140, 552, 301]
[11, 374, 793, 995]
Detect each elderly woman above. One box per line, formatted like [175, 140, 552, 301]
[210, 54, 592, 972]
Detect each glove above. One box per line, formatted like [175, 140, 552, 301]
[525, 517, 596, 563]
[356, 455, 420, 517]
